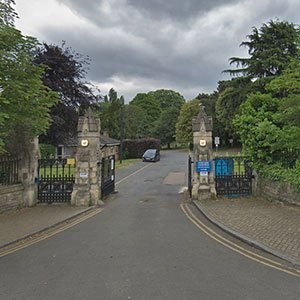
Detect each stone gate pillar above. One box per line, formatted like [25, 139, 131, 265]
[20, 137, 40, 207]
[71, 109, 103, 206]
[191, 105, 216, 200]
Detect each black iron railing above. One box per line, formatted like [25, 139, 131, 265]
[0, 157, 20, 185]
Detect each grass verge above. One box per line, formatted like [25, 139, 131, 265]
[115, 159, 139, 170]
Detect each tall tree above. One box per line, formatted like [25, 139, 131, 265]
[175, 99, 200, 145]
[0, 1, 58, 153]
[234, 59, 300, 164]
[225, 20, 299, 78]
[215, 77, 253, 143]
[35, 43, 101, 145]
[154, 107, 179, 149]
[130, 93, 162, 136]
[124, 105, 145, 139]
[148, 89, 185, 111]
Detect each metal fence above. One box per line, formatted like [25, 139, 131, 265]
[271, 149, 300, 169]
[0, 157, 20, 185]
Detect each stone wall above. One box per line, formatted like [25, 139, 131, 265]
[0, 137, 39, 212]
[254, 174, 300, 206]
[0, 184, 24, 213]
[101, 146, 119, 160]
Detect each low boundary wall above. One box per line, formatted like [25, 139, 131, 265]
[0, 184, 25, 213]
[253, 173, 300, 206]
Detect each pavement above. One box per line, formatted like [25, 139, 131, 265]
[194, 197, 300, 266]
[0, 205, 92, 248]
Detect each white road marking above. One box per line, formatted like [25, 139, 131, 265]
[116, 164, 153, 185]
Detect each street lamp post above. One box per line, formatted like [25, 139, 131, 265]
[119, 96, 125, 164]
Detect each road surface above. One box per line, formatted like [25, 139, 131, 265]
[0, 150, 299, 299]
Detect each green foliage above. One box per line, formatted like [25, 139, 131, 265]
[234, 58, 300, 188]
[0, 7, 58, 153]
[153, 107, 179, 148]
[35, 43, 101, 145]
[215, 77, 253, 143]
[124, 105, 145, 139]
[130, 92, 161, 136]
[0, 0, 17, 26]
[39, 143, 55, 158]
[175, 99, 200, 144]
[234, 92, 282, 161]
[148, 89, 185, 111]
[259, 163, 300, 192]
[225, 20, 299, 78]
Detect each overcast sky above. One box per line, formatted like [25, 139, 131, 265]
[15, 0, 300, 102]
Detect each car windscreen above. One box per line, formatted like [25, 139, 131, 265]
[143, 149, 156, 157]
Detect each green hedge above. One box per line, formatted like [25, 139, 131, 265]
[39, 143, 55, 158]
[258, 161, 300, 192]
[122, 138, 160, 158]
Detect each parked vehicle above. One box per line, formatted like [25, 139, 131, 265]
[142, 149, 160, 162]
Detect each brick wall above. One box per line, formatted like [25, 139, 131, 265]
[0, 184, 24, 213]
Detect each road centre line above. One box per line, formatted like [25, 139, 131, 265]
[116, 164, 153, 185]
[180, 203, 300, 277]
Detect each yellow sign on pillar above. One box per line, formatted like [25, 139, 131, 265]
[67, 158, 76, 165]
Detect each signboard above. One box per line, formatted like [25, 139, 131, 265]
[214, 136, 220, 146]
[200, 171, 208, 176]
[67, 158, 75, 165]
[195, 161, 211, 173]
[80, 172, 88, 178]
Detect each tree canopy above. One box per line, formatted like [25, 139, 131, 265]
[234, 59, 300, 165]
[0, 1, 58, 153]
[225, 20, 299, 78]
[175, 99, 200, 145]
[35, 43, 101, 145]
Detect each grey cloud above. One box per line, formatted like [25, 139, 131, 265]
[42, 0, 300, 100]
[61, 0, 239, 22]
[127, 0, 239, 20]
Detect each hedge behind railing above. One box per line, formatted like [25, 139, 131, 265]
[122, 138, 160, 159]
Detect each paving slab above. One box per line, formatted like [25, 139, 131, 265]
[194, 197, 300, 265]
[0, 205, 90, 247]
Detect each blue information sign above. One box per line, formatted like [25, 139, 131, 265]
[195, 161, 211, 173]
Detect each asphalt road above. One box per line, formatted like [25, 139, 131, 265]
[1, 150, 299, 299]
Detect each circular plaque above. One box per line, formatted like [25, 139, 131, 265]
[81, 139, 89, 147]
[199, 140, 206, 147]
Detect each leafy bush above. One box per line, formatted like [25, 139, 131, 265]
[39, 143, 55, 158]
[257, 162, 300, 192]
[122, 138, 160, 158]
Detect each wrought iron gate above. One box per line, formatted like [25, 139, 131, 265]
[101, 155, 115, 197]
[214, 156, 252, 196]
[37, 159, 75, 203]
[188, 156, 193, 198]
